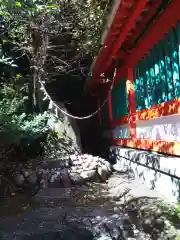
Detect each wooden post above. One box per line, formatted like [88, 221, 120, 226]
[127, 68, 136, 138]
[108, 91, 113, 123]
[107, 86, 113, 141]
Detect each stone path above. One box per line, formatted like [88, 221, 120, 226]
[0, 171, 179, 240]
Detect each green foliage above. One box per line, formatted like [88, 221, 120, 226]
[0, 84, 49, 156]
[0, 0, 111, 157]
[0, 0, 109, 78]
[157, 200, 180, 220]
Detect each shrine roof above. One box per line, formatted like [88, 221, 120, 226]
[91, 0, 169, 84]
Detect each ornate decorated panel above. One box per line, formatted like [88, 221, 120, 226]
[134, 21, 180, 112]
[136, 114, 180, 141]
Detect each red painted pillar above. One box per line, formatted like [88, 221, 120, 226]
[107, 68, 118, 142]
[127, 68, 136, 139]
[108, 92, 113, 123]
[107, 87, 113, 141]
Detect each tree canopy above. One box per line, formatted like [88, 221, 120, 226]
[0, 0, 112, 197]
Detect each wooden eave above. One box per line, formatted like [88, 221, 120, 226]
[90, 0, 171, 87]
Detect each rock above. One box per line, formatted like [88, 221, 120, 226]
[88, 161, 98, 170]
[36, 169, 44, 178]
[73, 160, 80, 166]
[80, 170, 97, 181]
[60, 168, 71, 188]
[48, 170, 61, 186]
[69, 154, 77, 163]
[82, 154, 92, 159]
[82, 161, 91, 169]
[71, 166, 82, 172]
[142, 218, 153, 232]
[93, 156, 99, 162]
[97, 165, 110, 182]
[103, 161, 112, 172]
[133, 229, 140, 235]
[165, 226, 177, 239]
[155, 218, 165, 229]
[39, 179, 46, 188]
[40, 161, 49, 170]
[78, 156, 84, 162]
[21, 169, 29, 178]
[14, 174, 25, 186]
[69, 172, 83, 184]
[27, 172, 37, 185]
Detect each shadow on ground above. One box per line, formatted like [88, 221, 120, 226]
[0, 172, 179, 240]
[109, 146, 180, 201]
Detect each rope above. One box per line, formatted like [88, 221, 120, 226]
[39, 68, 117, 120]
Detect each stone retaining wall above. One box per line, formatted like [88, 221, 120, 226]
[47, 101, 82, 157]
[109, 146, 180, 203]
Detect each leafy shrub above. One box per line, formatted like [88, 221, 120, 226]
[157, 200, 180, 221]
[0, 84, 50, 158]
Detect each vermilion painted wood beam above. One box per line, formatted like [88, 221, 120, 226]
[92, 44, 114, 84]
[104, 1, 127, 46]
[92, 0, 133, 81]
[112, 0, 149, 55]
[128, 0, 180, 66]
[114, 139, 180, 156]
[92, 3, 123, 79]
[121, 0, 134, 8]
[125, 0, 162, 50]
[102, 0, 149, 74]
[126, 68, 136, 138]
[116, 50, 127, 60]
[108, 68, 120, 141]
[112, 0, 180, 86]
[111, 97, 180, 127]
